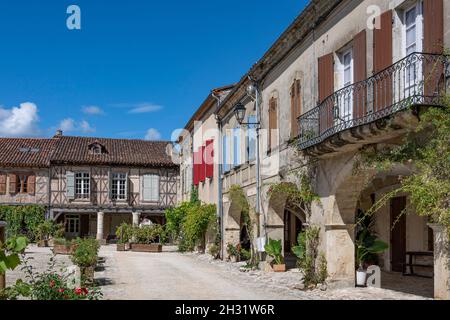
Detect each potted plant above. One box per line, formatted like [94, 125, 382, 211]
[264, 238, 285, 272]
[130, 224, 166, 253]
[226, 243, 240, 262]
[53, 238, 75, 255]
[355, 229, 388, 287]
[70, 238, 100, 286]
[115, 223, 132, 251]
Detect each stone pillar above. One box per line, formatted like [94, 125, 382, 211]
[429, 223, 450, 300]
[132, 211, 141, 227]
[96, 212, 104, 244]
[325, 224, 356, 288]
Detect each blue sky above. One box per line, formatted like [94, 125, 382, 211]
[0, 0, 308, 141]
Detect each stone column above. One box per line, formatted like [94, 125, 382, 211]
[429, 223, 450, 300]
[325, 224, 356, 289]
[132, 211, 141, 227]
[96, 212, 104, 243]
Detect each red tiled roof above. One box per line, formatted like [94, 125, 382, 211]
[0, 138, 57, 167]
[0, 136, 177, 168]
[50, 136, 176, 167]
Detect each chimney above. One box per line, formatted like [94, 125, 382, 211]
[55, 129, 63, 137]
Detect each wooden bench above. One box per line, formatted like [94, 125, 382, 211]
[403, 251, 434, 278]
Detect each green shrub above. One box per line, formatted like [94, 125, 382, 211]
[132, 224, 166, 244]
[70, 238, 99, 268]
[208, 244, 219, 258]
[164, 202, 193, 242]
[34, 220, 64, 242]
[0, 205, 46, 241]
[181, 204, 216, 251]
[115, 223, 133, 244]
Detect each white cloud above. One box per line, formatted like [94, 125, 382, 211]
[58, 118, 96, 134]
[145, 128, 162, 141]
[0, 102, 40, 137]
[128, 103, 163, 114]
[82, 105, 105, 115]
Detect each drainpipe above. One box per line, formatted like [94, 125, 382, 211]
[212, 91, 224, 260]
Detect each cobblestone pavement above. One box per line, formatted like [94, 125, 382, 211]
[5, 245, 432, 300]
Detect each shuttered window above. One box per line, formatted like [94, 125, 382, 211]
[8, 174, 17, 195]
[66, 171, 75, 200]
[0, 173, 7, 195]
[143, 174, 160, 202]
[75, 173, 90, 199]
[318, 53, 335, 133]
[247, 115, 257, 162]
[27, 175, 36, 195]
[233, 128, 241, 167]
[290, 79, 302, 138]
[223, 134, 230, 173]
[353, 30, 367, 118]
[205, 139, 214, 179]
[268, 97, 278, 151]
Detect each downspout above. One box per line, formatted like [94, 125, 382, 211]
[212, 91, 224, 259]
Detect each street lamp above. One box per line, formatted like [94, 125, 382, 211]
[234, 103, 247, 125]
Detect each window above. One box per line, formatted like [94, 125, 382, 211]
[233, 128, 241, 168]
[75, 172, 90, 199]
[336, 49, 354, 124]
[16, 175, 28, 193]
[404, 2, 423, 93]
[268, 97, 278, 151]
[111, 173, 127, 200]
[290, 80, 302, 138]
[65, 215, 80, 234]
[143, 174, 160, 202]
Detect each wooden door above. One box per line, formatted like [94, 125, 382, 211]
[390, 197, 406, 272]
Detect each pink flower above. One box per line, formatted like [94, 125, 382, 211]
[49, 280, 55, 288]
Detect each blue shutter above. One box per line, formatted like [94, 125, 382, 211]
[151, 175, 160, 202]
[233, 128, 241, 167]
[143, 175, 152, 201]
[66, 171, 75, 200]
[247, 116, 257, 162]
[223, 135, 230, 173]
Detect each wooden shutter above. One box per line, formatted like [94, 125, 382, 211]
[151, 175, 160, 202]
[205, 139, 214, 178]
[291, 80, 302, 138]
[373, 10, 393, 112]
[124, 173, 129, 201]
[28, 174, 36, 195]
[0, 173, 6, 195]
[199, 146, 206, 182]
[9, 173, 17, 194]
[318, 53, 335, 133]
[268, 97, 278, 151]
[353, 30, 367, 119]
[66, 171, 75, 200]
[424, 0, 444, 96]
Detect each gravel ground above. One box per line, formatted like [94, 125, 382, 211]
[5, 245, 432, 300]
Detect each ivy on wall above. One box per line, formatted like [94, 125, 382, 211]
[0, 205, 46, 242]
[354, 96, 450, 232]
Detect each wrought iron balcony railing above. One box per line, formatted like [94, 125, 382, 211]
[298, 52, 449, 150]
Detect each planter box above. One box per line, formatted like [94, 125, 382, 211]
[131, 243, 162, 253]
[53, 244, 75, 255]
[80, 266, 95, 286]
[272, 264, 286, 273]
[116, 243, 130, 252]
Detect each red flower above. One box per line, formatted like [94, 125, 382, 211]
[49, 280, 55, 288]
[75, 288, 83, 295]
[58, 289, 65, 293]
[82, 288, 89, 295]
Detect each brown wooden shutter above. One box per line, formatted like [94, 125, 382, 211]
[424, 0, 444, 96]
[424, 0, 444, 54]
[353, 30, 367, 119]
[28, 174, 36, 195]
[373, 10, 393, 112]
[291, 80, 302, 138]
[318, 53, 334, 133]
[268, 97, 278, 151]
[9, 174, 17, 194]
[0, 173, 6, 195]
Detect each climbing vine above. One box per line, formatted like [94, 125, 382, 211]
[354, 96, 450, 231]
[0, 205, 46, 242]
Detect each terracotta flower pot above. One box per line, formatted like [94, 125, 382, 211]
[37, 240, 49, 247]
[80, 266, 95, 286]
[272, 264, 286, 272]
[116, 243, 128, 252]
[130, 243, 162, 253]
[53, 244, 75, 255]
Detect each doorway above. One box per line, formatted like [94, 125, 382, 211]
[284, 209, 303, 254]
[390, 197, 407, 272]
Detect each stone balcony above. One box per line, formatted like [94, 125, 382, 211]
[298, 52, 449, 157]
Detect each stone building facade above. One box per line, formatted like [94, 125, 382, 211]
[0, 134, 178, 242]
[181, 0, 450, 299]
